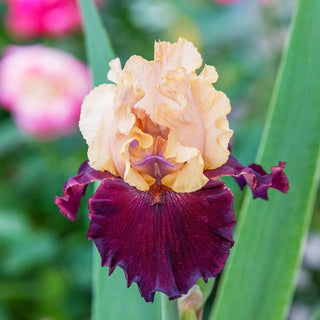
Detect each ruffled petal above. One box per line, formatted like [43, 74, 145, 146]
[120, 127, 154, 190]
[154, 38, 202, 74]
[88, 179, 235, 302]
[161, 138, 208, 192]
[161, 154, 208, 193]
[189, 78, 233, 170]
[79, 84, 118, 175]
[107, 58, 122, 84]
[123, 163, 155, 191]
[109, 80, 146, 178]
[199, 64, 219, 83]
[121, 55, 158, 120]
[206, 154, 289, 200]
[54, 162, 112, 221]
[156, 68, 206, 154]
[114, 102, 136, 135]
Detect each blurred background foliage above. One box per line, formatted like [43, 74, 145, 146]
[0, 0, 318, 319]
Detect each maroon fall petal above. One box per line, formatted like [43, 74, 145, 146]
[206, 154, 289, 200]
[88, 179, 236, 302]
[55, 162, 113, 221]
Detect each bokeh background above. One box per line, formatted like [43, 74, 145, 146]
[0, 0, 319, 319]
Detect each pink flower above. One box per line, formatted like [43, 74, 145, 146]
[4, 0, 84, 38]
[0, 45, 92, 139]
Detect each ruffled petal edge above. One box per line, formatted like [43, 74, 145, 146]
[205, 154, 289, 200]
[54, 162, 113, 221]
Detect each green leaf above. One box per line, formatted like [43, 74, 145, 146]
[161, 294, 179, 320]
[210, 0, 320, 319]
[78, 0, 115, 86]
[197, 278, 215, 307]
[77, 1, 163, 319]
[92, 248, 161, 320]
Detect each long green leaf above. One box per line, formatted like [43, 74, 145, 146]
[78, 0, 115, 86]
[77, 1, 162, 319]
[161, 294, 179, 320]
[92, 248, 161, 320]
[210, 0, 320, 319]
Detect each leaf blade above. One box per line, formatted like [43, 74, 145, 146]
[92, 248, 161, 320]
[210, 0, 320, 319]
[78, 0, 115, 86]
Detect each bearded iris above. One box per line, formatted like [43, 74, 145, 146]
[55, 38, 289, 302]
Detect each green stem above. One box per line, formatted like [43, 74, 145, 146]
[161, 294, 179, 320]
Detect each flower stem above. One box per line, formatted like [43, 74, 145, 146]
[161, 294, 179, 320]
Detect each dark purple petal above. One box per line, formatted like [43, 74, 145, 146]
[55, 162, 113, 221]
[88, 179, 235, 302]
[206, 154, 289, 200]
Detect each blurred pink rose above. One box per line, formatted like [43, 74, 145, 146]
[0, 45, 92, 139]
[5, 0, 84, 38]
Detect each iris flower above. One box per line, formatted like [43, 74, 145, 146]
[55, 38, 289, 302]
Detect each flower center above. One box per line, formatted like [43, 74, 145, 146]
[148, 183, 170, 205]
[133, 154, 181, 184]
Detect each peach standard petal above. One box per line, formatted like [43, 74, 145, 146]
[154, 38, 202, 74]
[199, 64, 219, 83]
[107, 58, 122, 84]
[189, 78, 233, 169]
[79, 38, 232, 193]
[107, 75, 149, 178]
[156, 68, 206, 154]
[79, 84, 118, 175]
[121, 55, 158, 120]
